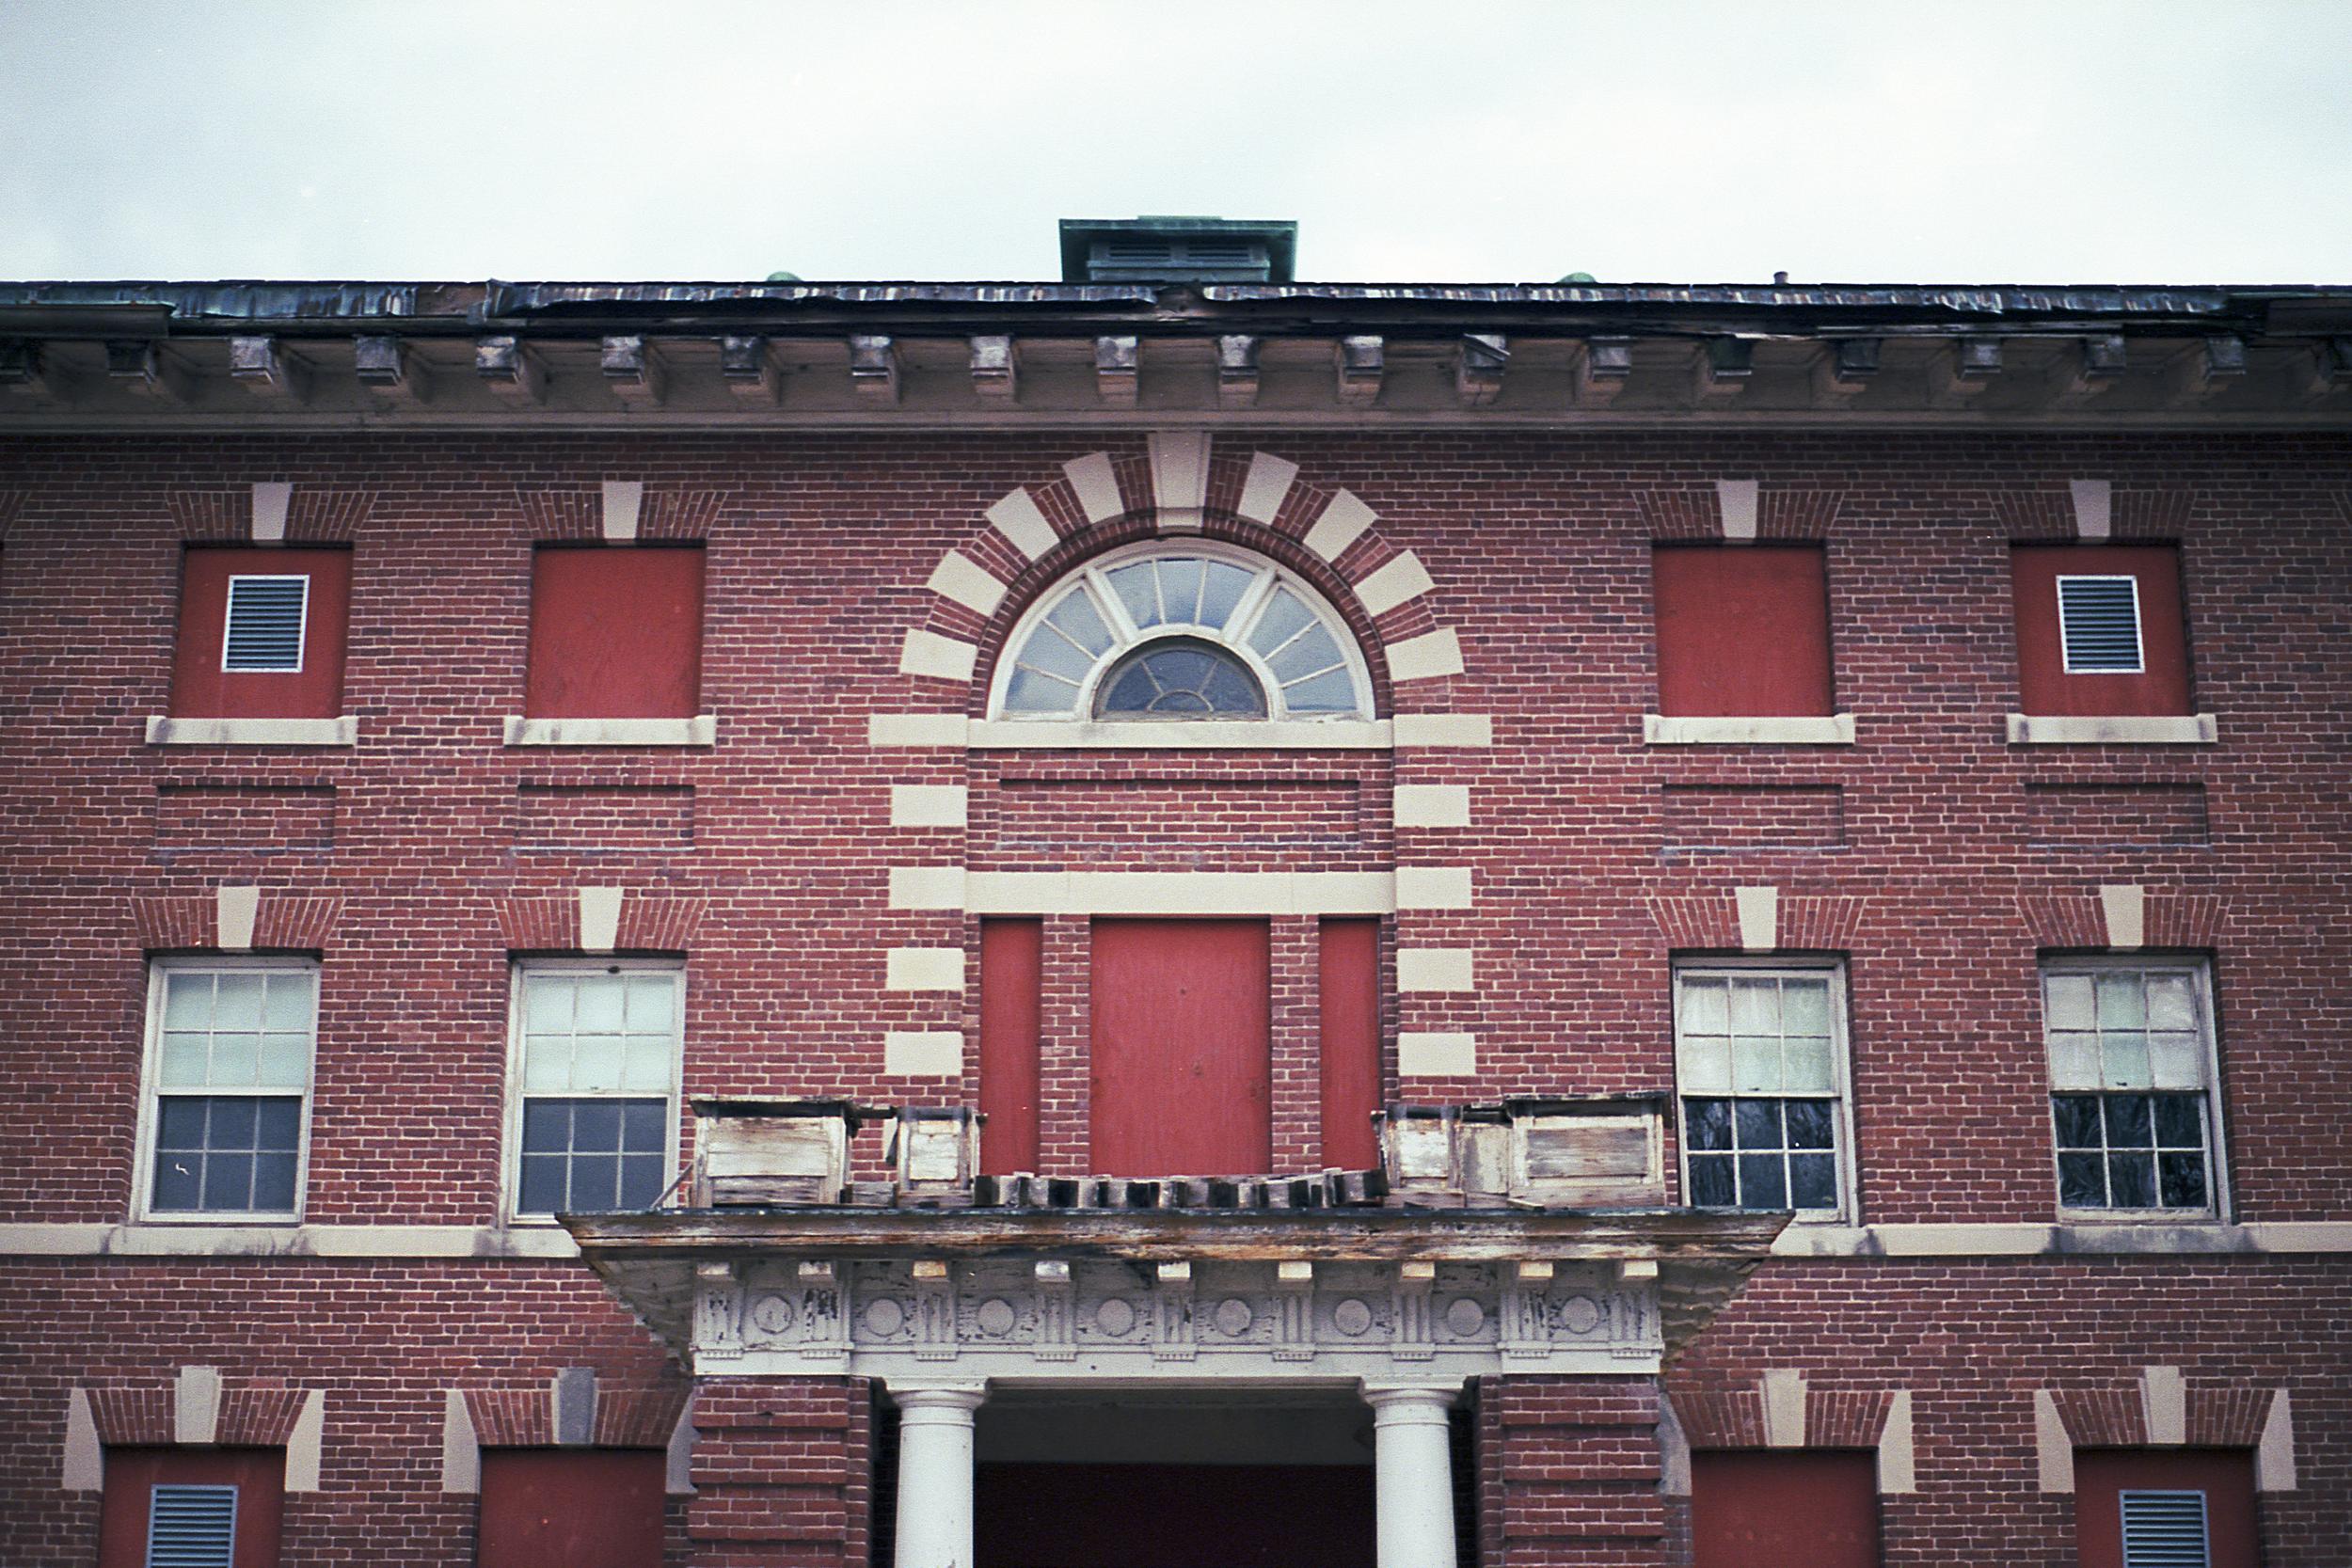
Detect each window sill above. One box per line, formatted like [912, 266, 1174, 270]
[145, 715, 358, 747]
[1643, 713, 1854, 746]
[502, 714, 717, 748]
[969, 718, 1395, 750]
[2006, 713, 2217, 745]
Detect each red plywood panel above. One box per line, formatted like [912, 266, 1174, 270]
[99, 1448, 285, 1568]
[170, 546, 351, 719]
[979, 918, 1043, 1175]
[1089, 919, 1272, 1176]
[1653, 546, 1835, 717]
[524, 546, 704, 719]
[477, 1449, 666, 1568]
[2074, 1449, 2258, 1568]
[1318, 918, 1381, 1168]
[1691, 1450, 1880, 1568]
[2011, 545, 2192, 716]
[976, 1464, 1374, 1568]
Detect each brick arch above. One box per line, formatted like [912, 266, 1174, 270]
[894, 438, 1466, 719]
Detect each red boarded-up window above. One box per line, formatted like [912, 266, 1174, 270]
[478, 1449, 666, 1568]
[979, 918, 1043, 1176]
[1653, 546, 1836, 717]
[2011, 545, 2191, 717]
[1319, 918, 1382, 1169]
[1089, 919, 1273, 1176]
[2074, 1449, 2257, 1568]
[1691, 1450, 1879, 1568]
[170, 547, 351, 719]
[99, 1447, 285, 1568]
[524, 546, 705, 720]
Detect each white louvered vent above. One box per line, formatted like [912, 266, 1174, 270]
[221, 575, 309, 672]
[2120, 1489, 2209, 1568]
[146, 1483, 238, 1568]
[2057, 574, 2144, 673]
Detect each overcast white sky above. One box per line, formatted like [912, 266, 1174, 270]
[3, 0, 2348, 285]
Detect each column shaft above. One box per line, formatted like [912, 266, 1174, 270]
[1366, 1386, 1458, 1568]
[893, 1386, 987, 1568]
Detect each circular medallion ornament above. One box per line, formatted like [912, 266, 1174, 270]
[1444, 1298, 1486, 1338]
[977, 1297, 1017, 1337]
[1093, 1297, 1137, 1337]
[1332, 1297, 1374, 1337]
[748, 1294, 795, 1335]
[864, 1297, 907, 1337]
[1560, 1294, 1602, 1334]
[1214, 1298, 1255, 1337]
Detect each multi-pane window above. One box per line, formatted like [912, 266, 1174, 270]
[1674, 965, 1851, 1217]
[2042, 961, 2222, 1214]
[140, 960, 316, 1218]
[510, 963, 680, 1217]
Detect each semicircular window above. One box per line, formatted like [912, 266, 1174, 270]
[991, 546, 1374, 722]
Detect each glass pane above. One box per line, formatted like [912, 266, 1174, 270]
[2046, 1032, 2101, 1090]
[257, 1033, 309, 1089]
[2104, 1095, 2154, 1147]
[625, 974, 675, 1031]
[262, 971, 314, 1030]
[1098, 642, 1264, 718]
[1106, 564, 1160, 629]
[212, 974, 264, 1030]
[619, 1154, 668, 1209]
[210, 1033, 259, 1086]
[2057, 1152, 2106, 1207]
[2158, 1152, 2209, 1209]
[1688, 1154, 1737, 1207]
[152, 1149, 202, 1210]
[522, 1036, 571, 1093]
[2043, 974, 2095, 1030]
[202, 1153, 254, 1211]
[1206, 657, 1270, 713]
[1734, 1100, 1782, 1150]
[1046, 590, 1113, 654]
[256, 1098, 301, 1149]
[1684, 1099, 1733, 1151]
[209, 1098, 257, 1148]
[2095, 972, 2146, 1028]
[575, 975, 626, 1032]
[1246, 589, 1313, 657]
[1783, 1036, 1835, 1094]
[157, 1098, 209, 1148]
[622, 1035, 672, 1093]
[159, 1032, 208, 1087]
[2106, 1151, 2156, 1208]
[162, 972, 213, 1029]
[525, 975, 573, 1031]
[1783, 1100, 1835, 1150]
[1100, 662, 1158, 713]
[1739, 1154, 1788, 1209]
[568, 1155, 622, 1211]
[1157, 559, 1205, 624]
[2052, 1096, 2104, 1148]
[1781, 979, 1831, 1037]
[2153, 1095, 2204, 1148]
[2101, 1032, 2150, 1089]
[519, 1154, 566, 1213]
[252, 1153, 298, 1212]
[1732, 1037, 1782, 1094]
[521, 1101, 572, 1154]
[1729, 978, 1779, 1034]
[1678, 979, 1729, 1035]
[2146, 974, 2197, 1029]
[1003, 666, 1081, 714]
[1788, 1154, 1838, 1209]
[623, 1100, 668, 1150]
[1279, 667, 1357, 713]
[1020, 622, 1097, 681]
[572, 1034, 625, 1093]
[1267, 623, 1343, 682]
[1198, 562, 1253, 628]
[572, 1101, 623, 1152]
[2147, 1032, 2202, 1090]
[1679, 1037, 1731, 1094]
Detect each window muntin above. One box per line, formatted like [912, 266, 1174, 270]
[1096, 639, 1267, 718]
[507, 962, 682, 1219]
[1674, 964, 1854, 1220]
[220, 576, 310, 673]
[991, 543, 1374, 721]
[138, 960, 316, 1221]
[2057, 575, 2146, 673]
[2042, 960, 2223, 1216]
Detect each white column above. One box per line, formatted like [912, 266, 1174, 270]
[893, 1384, 987, 1568]
[1364, 1385, 1458, 1568]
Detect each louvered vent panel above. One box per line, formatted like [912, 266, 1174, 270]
[1181, 242, 1257, 266]
[2120, 1489, 2209, 1568]
[222, 576, 308, 671]
[1103, 241, 1175, 265]
[2057, 575, 2143, 672]
[146, 1484, 238, 1568]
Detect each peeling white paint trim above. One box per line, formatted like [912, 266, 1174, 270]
[1301, 490, 1375, 562]
[2100, 883, 2146, 950]
[2071, 478, 2113, 541]
[900, 628, 980, 684]
[1062, 451, 1124, 524]
[215, 886, 259, 952]
[890, 784, 969, 828]
[1735, 886, 1779, 953]
[600, 479, 644, 542]
[1235, 451, 1297, 525]
[926, 550, 1007, 617]
[1717, 478, 1759, 542]
[578, 886, 624, 954]
[1386, 628, 1464, 683]
[250, 481, 292, 543]
[988, 487, 1060, 560]
[1354, 551, 1435, 617]
[1392, 784, 1470, 828]
[884, 1030, 964, 1077]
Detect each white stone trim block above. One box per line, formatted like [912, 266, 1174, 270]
[1236, 451, 1298, 525]
[442, 1388, 481, 1494]
[1395, 866, 1472, 910]
[176, 1365, 222, 1446]
[1735, 886, 1779, 953]
[62, 1388, 102, 1491]
[886, 948, 966, 991]
[147, 716, 359, 747]
[1717, 478, 1759, 542]
[1761, 1369, 1806, 1448]
[869, 713, 970, 748]
[1396, 947, 1473, 992]
[601, 479, 644, 542]
[578, 886, 623, 953]
[889, 867, 967, 911]
[2006, 713, 2217, 745]
[1397, 1032, 1476, 1076]
[988, 487, 1059, 560]
[900, 629, 980, 684]
[1393, 784, 1470, 829]
[1657, 1396, 1692, 1498]
[926, 550, 1007, 617]
[666, 1395, 698, 1497]
[1877, 1391, 1916, 1494]
[2034, 1389, 2074, 1493]
[1393, 714, 1493, 748]
[884, 1030, 964, 1077]
[250, 481, 292, 543]
[1387, 629, 1464, 683]
[963, 870, 1395, 917]
[503, 715, 716, 747]
[285, 1390, 326, 1492]
[968, 719, 1392, 751]
[890, 784, 969, 828]
[2071, 478, 2112, 541]
[2100, 884, 2147, 950]
[2141, 1364, 2186, 1445]
[1643, 713, 1854, 746]
[1148, 431, 1211, 531]
[1063, 451, 1124, 524]
[1354, 551, 1435, 617]
[2258, 1390, 2297, 1492]
[215, 886, 259, 952]
[1302, 490, 1376, 562]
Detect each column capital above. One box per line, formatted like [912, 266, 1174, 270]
[1361, 1382, 1460, 1421]
[891, 1383, 988, 1419]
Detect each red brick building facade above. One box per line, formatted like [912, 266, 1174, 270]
[2, 233, 2347, 1566]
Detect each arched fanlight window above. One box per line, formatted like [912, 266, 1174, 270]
[989, 543, 1375, 721]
